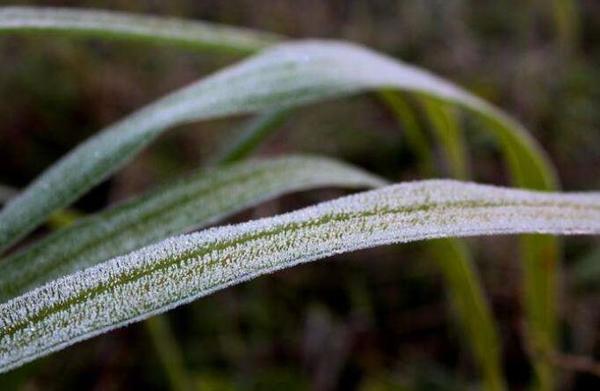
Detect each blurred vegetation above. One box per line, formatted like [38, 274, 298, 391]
[0, 0, 599, 390]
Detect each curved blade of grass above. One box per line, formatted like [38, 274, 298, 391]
[428, 239, 505, 391]
[0, 156, 384, 301]
[377, 90, 434, 176]
[0, 40, 557, 254]
[383, 93, 505, 390]
[381, 76, 558, 389]
[145, 316, 192, 391]
[421, 97, 470, 180]
[1, 179, 598, 373]
[211, 108, 293, 165]
[418, 96, 504, 390]
[0, 6, 280, 54]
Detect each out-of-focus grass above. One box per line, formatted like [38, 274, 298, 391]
[0, 1, 598, 390]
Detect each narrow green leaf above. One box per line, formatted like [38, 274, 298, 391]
[0, 40, 557, 253]
[145, 316, 192, 391]
[377, 90, 434, 176]
[417, 96, 504, 390]
[0, 6, 280, 53]
[0, 156, 384, 301]
[1, 179, 598, 373]
[211, 108, 292, 165]
[428, 239, 505, 391]
[421, 97, 470, 180]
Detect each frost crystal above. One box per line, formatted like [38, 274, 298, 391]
[1, 179, 599, 373]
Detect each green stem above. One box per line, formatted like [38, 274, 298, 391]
[146, 316, 193, 391]
[212, 107, 292, 165]
[381, 91, 507, 390]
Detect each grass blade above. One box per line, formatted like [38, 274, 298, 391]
[377, 91, 434, 176]
[1, 179, 598, 373]
[0, 6, 279, 53]
[0, 155, 383, 301]
[0, 40, 556, 254]
[384, 93, 505, 390]
[421, 97, 470, 180]
[428, 239, 506, 391]
[145, 316, 192, 391]
[418, 96, 504, 390]
[211, 108, 292, 165]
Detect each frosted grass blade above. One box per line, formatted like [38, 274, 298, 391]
[0, 40, 557, 253]
[0, 6, 279, 53]
[1, 180, 599, 373]
[0, 156, 384, 300]
[417, 96, 504, 390]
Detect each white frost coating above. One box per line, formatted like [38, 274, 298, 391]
[0, 40, 554, 252]
[0, 6, 279, 52]
[0, 155, 384, 300]
[1, 179, 599, 373]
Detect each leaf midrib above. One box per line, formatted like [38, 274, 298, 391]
[3, 197, 595, 339]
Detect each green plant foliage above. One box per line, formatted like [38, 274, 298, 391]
[0, 156, 383, 301]
[1, 179, 599, 373]
[0, 39, 556, 254]
[0, 6, 280, 53]
[0, 7, 590, 390]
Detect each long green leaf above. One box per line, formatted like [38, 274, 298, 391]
[1, 179, 598, 373]
[0, 156, 383, 301]
[421, 97, 470, 180]
[418, 96, 504, 390]
[211, 108, 292, 165]
[0, 6, 279, 53]
[377, 90, 434, 176]
[428, 239, 505, 391]
[0, 40, 556, 253]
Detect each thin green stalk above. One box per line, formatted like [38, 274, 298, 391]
[421, 97, 470, 180]
[146, 316, 193, 391]
[429, 239, 506, 391]
[381, 92, 506, 390]
[212, 108, 293, 165]
[422, 96, 505, 391]
[487, 118, 560, 391]
[377, 90, 434, 176]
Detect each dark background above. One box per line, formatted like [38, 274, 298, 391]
[0, 1, 599, 389]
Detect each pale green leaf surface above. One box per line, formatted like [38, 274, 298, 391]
[1, 180, 599, 373]
[0, 156, 384, 301]
[0, 40, 557, 253]
[0, 6, 280, 53]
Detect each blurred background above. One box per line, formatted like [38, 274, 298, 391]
[0, 0, 599, 389]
